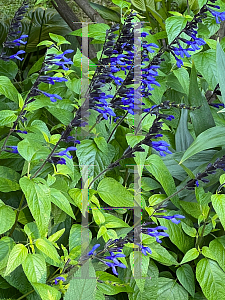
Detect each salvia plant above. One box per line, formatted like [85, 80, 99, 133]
[1, 0, 225, 299]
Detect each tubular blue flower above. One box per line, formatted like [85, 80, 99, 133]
[4, 146, 19, 153]
[104, 252, 126, 264]
[151, 141, 172, 156]
[53, 146, 77, 159]
[54, 276, 65, 285]
[39, 76, 68, 85]
[104, 260, 126, 276]
[15, 130, 27, 134]
[142, 226, 169, 243]
[166, 115, 175, 121]
[9, 50, 25, 61]
[136, 244, 152, 256]
[49, 157, 66, 165]
[162, 214, 185, 224]
[210, 103, 225, 108]
[208, 9, 225, 23]
[88, 244, 101, 256]
[40, 91, 62, 102]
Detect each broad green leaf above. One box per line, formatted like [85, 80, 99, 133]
[35, 238, 61, 264]
[48, 229, 65, 243]
[175, 109, 194, 152]
[0, 76, 19, 103]
[49, 33, 71, 45]
[192, 49, 217, 88]
[157, 277, 188, 299]
[216, 41, 225, 104]
[0, 166, 20, 192]
[24, 222, 40, 240]
[103, 212, 130, 228]
[145, 155, 180, 207]
[0, 110, 17, 126]
[188, 62, 215, 136]
[180, 248, 199, 264]
[159, 212, 194, 253]
[141, 177, 161, 191]
[17, 139, 43, 162]
[211, 194, 225, 230]
[64, 261, 96, 300]
[196, 258, 225, 300]
[0, 60, 18, 79]
[179, 126, 225, 164]
[130, 251, 149, 292]
[5, 244, 28, 276]
[50, 188, 75, 219]
[209, 236, 225, 272]
[32, 282, 61, 300]
[165, 16, 187, 44]
[76, 138, 115, 187]
[89, 2, 120, 22]
[131, 0, 146, 11]
[0, 237, 15, 271]
[91, 205, 105, 226]
[0, 204, 16, 235]
[66, 78, 81, 94]
[149, 243, 178, 266]
[97, 177, 134, 207]
[28, 56, 45, 76]
[96, 271, 133, 295]
[180, 201, 202, 219]
[112, 0, 131, 8]
[69, 224, 91, 252]
[22, 253, 46, 283]
[20, 177, 51, 237]
[176, 264, 195, 297]
[173, 67, 189, 95]
[126, 134, 148, 177]
[181, 222, 197, 237]
[70, 23, 110, 40]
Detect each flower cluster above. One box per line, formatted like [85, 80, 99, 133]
[71, 213, 185, 276]
[186, 155, 225, 189]
[0, 1, 29, 61]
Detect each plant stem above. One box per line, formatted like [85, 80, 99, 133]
[107, 112, 128, 143]
[17, 290, 34, 300]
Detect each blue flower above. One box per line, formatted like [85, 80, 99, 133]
[166, 115, 175, 121]
[54, 146, 77, 159]
[4, 146, 19, 153]
[15, 130, 27, 134]
[104, 252, 126, 264]
[208, 8, 225, 24]
[162, 214, 185, 224]
[88, 244, 101, 256]
[39, 76, 68, 85]
[41, 91, 62, 102]
[143, 226, 169, 243]
[151, 141, 172, 156]
[136, 244, 152, 256]
[9, 50, 25, 61]
[54, 276, 65, 285]
[210, 103, 225, 108]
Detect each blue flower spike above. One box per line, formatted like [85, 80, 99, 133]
[88, 244, 101, 256]
[162, 214, 185, 224]
[54, 276, 66, 285]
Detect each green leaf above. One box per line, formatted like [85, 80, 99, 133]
[166, 16, 188, 44]
[159, 213, 194, 253]
[0, 60, 18, 79]
[181, 222, 197, 237]
[216, 41, 225, 104]
[35, 238, 61, 264]
[22, 253, 46, 283]
[180, 248, 199, 264]
[28, 56, 45, 76]
[103, 212, 130, 228]
[64, 261, 96, 300]
[209, 237, 225, 272]
[0, 76, 19, 103]
[0, 237, 15, 271]
[50, 188, 75, 219]
[89, 2, 120, 22]
[179, 126, 225, 164]
[145, 155, 180, 207]
[130, 251, 149, 292]
[175, 109, 194, 152]
[173, 67, 189, 95]
[49, 33, 71, 45]
[17, 139, 43, 162]
[66, 78, 81, 94]
[97, 177, 134, 207]
[131, 0, 146, 11]
[0, 204, 16, 235]
[149, 243, 178, 266]
[176, 264, 195, 297]
[141, 177, 161, 191]
[0, 110, 17, 126]
[70, 23, 110, 41]
[126, 134, 148, 177]
[24, 222, 40, 240]
[192, 49, 217, 88]
[76, 138, 115, 187]
[49, 228, 65, 243]
[20, 177, 51, 237]
[211, 194, 225, 230]
[32, 282, 61, 300]
[0, 166, 20, 192]
[96, 271, 133, 295]
[157, 277, 188, 299]
[5, 244, 28, 276]
[188, 61, 215, 136]
[69, 224, 92, 253]
[180, 201, 202, 219]
[196, 258, 225, 300]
